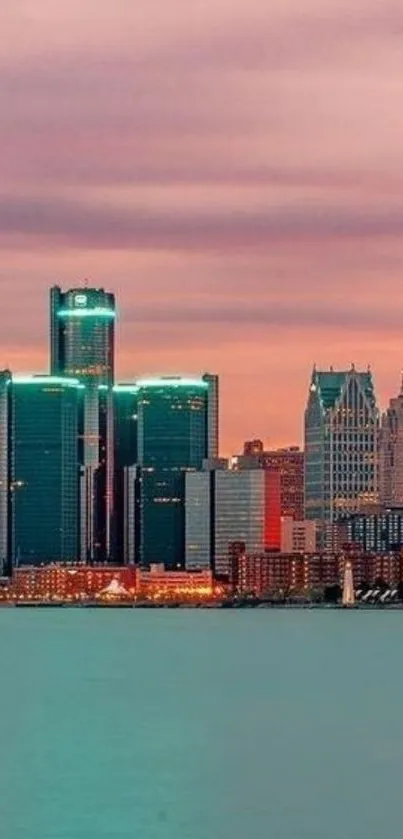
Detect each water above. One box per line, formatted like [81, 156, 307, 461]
[1, 609, 402, 839]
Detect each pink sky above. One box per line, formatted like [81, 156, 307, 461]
[2, 0, 403, 453]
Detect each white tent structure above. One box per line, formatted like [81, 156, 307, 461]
[98, 577, 130, 598]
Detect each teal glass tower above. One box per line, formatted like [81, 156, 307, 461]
[0, 373, 81, 570]
[304, 366, 379, 544]
[50, 285, 116, 562]
[137, 375, 218, 568]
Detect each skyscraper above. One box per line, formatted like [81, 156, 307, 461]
[50, 286, 116, 562]
[113, 384, 139, 564]
[0, 373, 81, 571]
[137, 375, 218, 568]
[237, 444, 304, 520]
[50, 285, 115, 384]
[379, 377, 403, 506]
[185, 464, 281, 575]
[304, 366, 379, 540]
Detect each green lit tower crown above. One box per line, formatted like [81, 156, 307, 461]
[50, 285, 116, 563]
[50, 286, 115, 384]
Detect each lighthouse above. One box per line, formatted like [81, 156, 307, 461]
[342, 560, 355, 607]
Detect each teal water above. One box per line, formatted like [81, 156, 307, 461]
[1, 609, 403, 838]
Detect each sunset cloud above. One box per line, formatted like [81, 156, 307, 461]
[1, 0, 403, 451]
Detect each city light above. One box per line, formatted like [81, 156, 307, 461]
[57, 308, 116, 319]
[136, 377, 208, 388]
[12, 375, 84, 387]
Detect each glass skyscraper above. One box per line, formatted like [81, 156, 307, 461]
[0, 373, 81, 571]
[304, 366, 379, 540]
[137, 375, 218, 568]
[50, 286, 115, 384]
[185, 465, 281, 576]
[113, 384, 139, 564]
[50, 286, 116, 562]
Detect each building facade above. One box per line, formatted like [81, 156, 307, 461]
[346, 509, 403, 553]
[50, 286, 116, 562]
[281, 517, 317, 554]
[113, 384, 139, 564]
[137, 376, 218, 568]
[0, 373, 81, 570]
[185, 465, 281, 576]
[379, 379, 403, 507]
[304, 366, 379, 540]
[185, 471, 212, 571]
[236, 445, 304, 520]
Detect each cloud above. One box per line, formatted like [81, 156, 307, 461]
[1, 0, 403, 447]
[2, 193, 403, 251]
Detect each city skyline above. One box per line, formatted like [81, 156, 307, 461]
[3, 1, 403, 452]
[3, 283, 403, 455]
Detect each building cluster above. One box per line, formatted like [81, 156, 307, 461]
[4, 564, 221, 604]
[2, 285, 403, 602]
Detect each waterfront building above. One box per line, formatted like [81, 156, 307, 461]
[136, 564, 216, 600]
[50, 285, 116, 562]
[234, 553, 324, 596]
[137, 375, 218, 568]
[11, 564, 136, 601]
[379, 378, 403, 506]
[304, 366, 379, 541]
[232, 550, 403, 597]
[0, 373, 82, 571]
[185, 465, 281, 576]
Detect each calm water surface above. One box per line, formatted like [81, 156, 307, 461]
[1, 609, 403, 839]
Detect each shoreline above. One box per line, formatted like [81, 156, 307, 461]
[1, 600, 402, 610]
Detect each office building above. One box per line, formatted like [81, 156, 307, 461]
[346, 508, 403, 553]
[0, 373, 81, 570]
[50, 285, 116, 562]
[185, 465, 281, 575]
[304, 366, 379, 540]
[113, 384, 139, 564]
[185, 471, 212, 571]
[379, 378, 403, 506]
[236, 445, 304, 520]
[137, 375, 218, 568]
[50, 285, 115, 384]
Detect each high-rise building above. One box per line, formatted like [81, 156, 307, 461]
[304, 366, 379, 540]
[185, 465, 281, 576]
[113, 384, 139, 564]
[50, 285, 115, 384]
[379, 378, 403, 506]
[137, 375, 218, 568]
[236, 445, 304, 520]
[50, 286, 116, 562]
[185, 471, 212, 571]
[0, 373, 81, 571]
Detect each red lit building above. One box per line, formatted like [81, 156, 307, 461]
[264, 469, 281, 552]
[238, 444, 304, 520]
